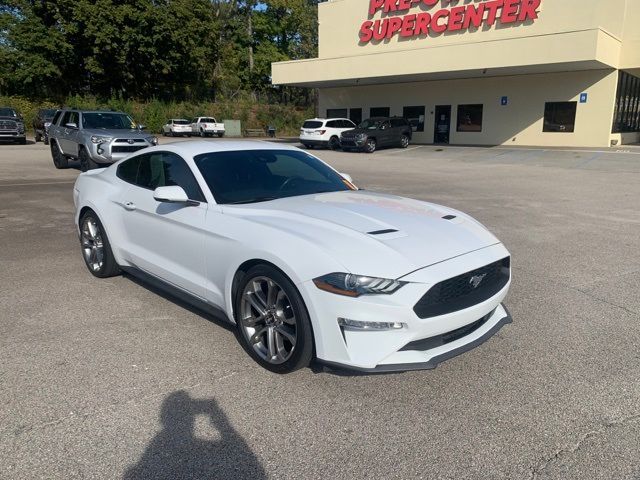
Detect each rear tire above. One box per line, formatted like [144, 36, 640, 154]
[234, 264, 314, 373]
[79, 210, 121, 278]
[217, 132, 224, 138]
[51, 142, 69, 169]
[400, 134, 410, 148]
[200, 129, 205, 138]
[364, 138, 376, 153]
[35, 132, 42, 142]
[328, 136, 340, 150]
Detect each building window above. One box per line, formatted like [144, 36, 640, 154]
[612, 71, 640, 133]
[349, 108, 362, 125]
[326, 108, 347, 119]
[403, 106, 425, 132]
[370, 107, 390, 117]
[543, 102, 577, 133]
[456, 104, 483, 132]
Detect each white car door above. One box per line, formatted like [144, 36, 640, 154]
[119, 151, 209, 299]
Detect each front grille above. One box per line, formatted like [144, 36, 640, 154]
[0, 120, 17, 131]
[112, 145, 147, 153]
[114, 138, 146, 143]
[413, 257, 510, 318]
[400, 309, 495, 352]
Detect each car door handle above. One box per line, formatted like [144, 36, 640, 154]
[123, 202, 136, 211]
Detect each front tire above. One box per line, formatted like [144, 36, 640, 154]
[234, 265, 314, 373]
[364, 138, 376, 153]
[79, 211, 121, 278]
[199, 129, 205, 138]
[79, 148, 98, 172]
[400, 134, 410, 148]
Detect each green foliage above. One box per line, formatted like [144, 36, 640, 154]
[0, 94, 313, 136]
[0, 0, 318, 106]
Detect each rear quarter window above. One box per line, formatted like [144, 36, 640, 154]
[303, 121, 323, 129]
[116, 156, 141, 184]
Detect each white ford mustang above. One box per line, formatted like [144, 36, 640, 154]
[73, 141, 512, 373]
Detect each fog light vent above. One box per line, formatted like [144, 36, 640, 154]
[337, 318, 405, 331]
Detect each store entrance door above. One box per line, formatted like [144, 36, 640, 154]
[434, 105, 451, 144]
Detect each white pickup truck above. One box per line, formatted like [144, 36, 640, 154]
[191, 117, 225, 138]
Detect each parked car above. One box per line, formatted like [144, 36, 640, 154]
[191, 117, 225, 137]
[0, 107, 26, 145]
[162, 119, 192, 137]
[299, 118, 357, 150]
[73, 140, 512, 373]
[33, 108, 57, 144]
[49, 109, 157, 171]
[340, 117, 412, 153]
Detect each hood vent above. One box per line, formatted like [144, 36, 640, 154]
[442, 215, 457, 220]
[368, 229, 399, 235]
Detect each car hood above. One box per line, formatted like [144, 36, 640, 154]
[82, 129, 153, 138]
[224, 190, 500, 279]
[341, 128, 375, 137]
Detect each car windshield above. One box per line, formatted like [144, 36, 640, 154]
[194, 149, 353, 204]
[0, 108, 18, 117]
[201, 117, 216, 123]
[302, 120, 323, 129]
[83, 112, 137, 129]
[42, 109, 56, 119]
[358, 119, 382, 130]
[173, 119, 190, 125]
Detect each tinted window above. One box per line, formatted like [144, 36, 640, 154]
[201, 117, 216, 123]
[326, 120, 339, 128]
[116, 156, 141, 184]
[457, 105, 483, 132]
[390, 118, 408, 128]
[174, 119, 190, 125]
[194, 149, 352, 204]
[0, 108, 18, 117]
[83, 112, 135, 129]
[349, 108, 362, 125]
[61, 111, 79, 127]
[403, 106, 425, 132]
[302, 120, 323, 129]
[52, 110, 62, 125]
[358, 118, 383, 130]
[370, 107, 390, 117]
[327, 108, 348, 118]
[136, 152, 205, 201]
[543, 102, 577, 133]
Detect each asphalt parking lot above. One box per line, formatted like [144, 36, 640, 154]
[1, 138, 639, 479]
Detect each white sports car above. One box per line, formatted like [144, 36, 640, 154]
[73, 141, 512, 373]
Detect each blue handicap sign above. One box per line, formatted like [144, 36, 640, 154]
[580, 93, 588, 103]
[501, 96, 508, 106]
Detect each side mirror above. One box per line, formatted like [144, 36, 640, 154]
[380, 124, 387, 130]
[340, 172, 353, 183]
[65, 122, 77, 129]
[153, 186, 199, 206]
[138, 124, 147, 130]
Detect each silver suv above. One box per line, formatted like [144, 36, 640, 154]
[49, 109, 157, 171]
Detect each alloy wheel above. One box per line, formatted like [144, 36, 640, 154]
[239, 276, 297, 364]
[81, 216, 105, 273]
[401, 135, 409, 148]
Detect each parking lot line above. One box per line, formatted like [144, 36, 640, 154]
[0, 181, 76, 187]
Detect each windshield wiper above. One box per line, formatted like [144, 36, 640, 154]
[227, 196, 278, 205]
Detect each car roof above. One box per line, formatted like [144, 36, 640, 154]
[142, 140, 300, 157]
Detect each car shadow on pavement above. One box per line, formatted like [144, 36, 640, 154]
[123, 390, 266, 480]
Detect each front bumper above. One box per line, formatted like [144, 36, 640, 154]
[88, 139, 153, 164]
[0, 132, 26, 141]
[300, 243, 512, 372]
[340, 137, 366, 149]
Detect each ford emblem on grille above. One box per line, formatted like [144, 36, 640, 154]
[127, 139, 135, 144]
[469, 273, 487, 289]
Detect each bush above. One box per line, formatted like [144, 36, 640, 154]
[0, 95, 314, 136]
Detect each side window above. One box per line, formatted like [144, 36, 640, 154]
[61, 111, 72, 126]
[326, 120, 338, 128]
[116, 156, 141, 184]
[52, 110, 62, 125]
[136, 152, 205, 201]
[381, 120, 391, 130]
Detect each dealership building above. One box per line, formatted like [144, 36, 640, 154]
[272, 0, 640, 147]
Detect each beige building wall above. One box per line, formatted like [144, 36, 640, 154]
[320, 70, 620, 147]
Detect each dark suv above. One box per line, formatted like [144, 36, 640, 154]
[33, 108, 58, 144]
[340, 117, 412, 153]
[0, 107, 26, 145]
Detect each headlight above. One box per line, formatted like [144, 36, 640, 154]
[17, 122, 25, 132]
[313, 273, 406, 297]
[90, 135, 112, 144]
[149, 136, 158, 145]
